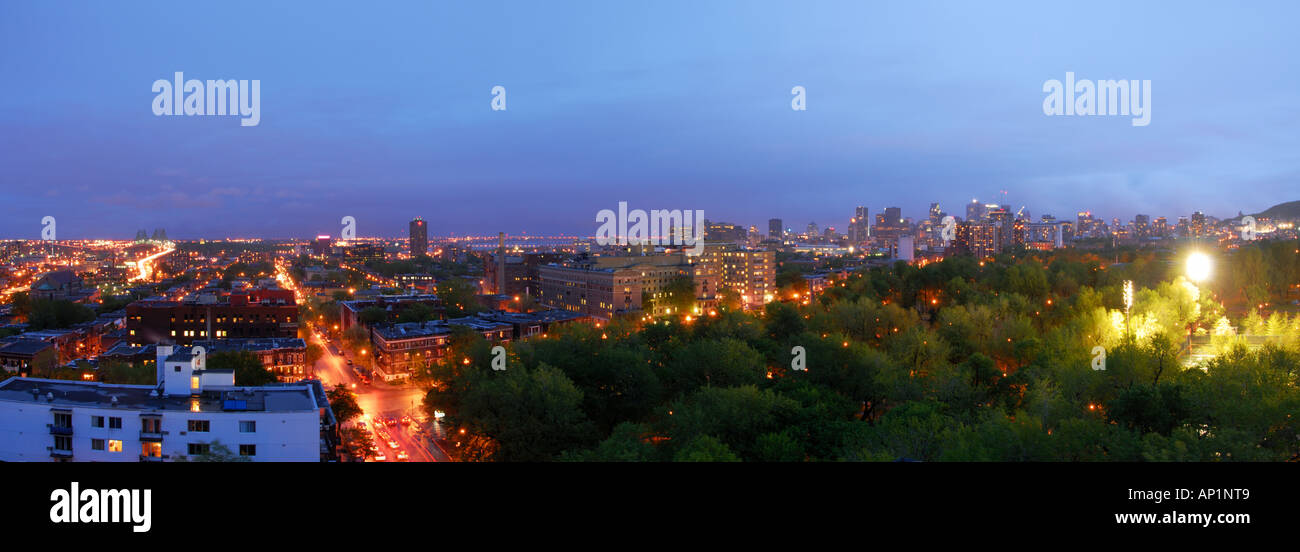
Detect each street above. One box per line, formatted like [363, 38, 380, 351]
[308, 330, 450, 462]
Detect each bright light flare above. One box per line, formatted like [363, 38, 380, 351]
[1186, 252, 1212, 283]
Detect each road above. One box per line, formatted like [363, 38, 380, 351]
[308, 329, 450, 462]
[130, 247, 175, 281]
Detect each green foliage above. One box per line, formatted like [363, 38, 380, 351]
[673, 435, 741, 462]
[419, 243, 1300, 462]
[207, 351, 277, 386]
[24, 299, 95, 330]
[327, 384, 362, 423]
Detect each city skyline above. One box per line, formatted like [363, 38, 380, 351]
[0, 195, 1283, 241]
[3, 2, 1299, 239]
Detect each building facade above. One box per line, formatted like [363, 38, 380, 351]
[0, 344, 336, 462]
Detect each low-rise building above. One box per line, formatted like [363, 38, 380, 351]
[0, 344, 337, 462]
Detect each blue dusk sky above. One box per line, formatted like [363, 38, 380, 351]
[1, 0, 1297, 239]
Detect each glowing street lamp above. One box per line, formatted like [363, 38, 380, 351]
[1123, 280, 1133, 338]
[1186, 252, 1212, 283]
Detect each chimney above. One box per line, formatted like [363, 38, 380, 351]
[496, 232, 506, 295]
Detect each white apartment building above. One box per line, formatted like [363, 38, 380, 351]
[0, 344, 336, 462]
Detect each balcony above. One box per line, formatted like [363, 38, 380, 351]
[48, 424, 73, 436]
[49, 448, 73, 459]
[138, 454, 169, 462]
[139, 430, 167, 441]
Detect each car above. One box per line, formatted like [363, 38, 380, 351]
[387, 439, 400, 449]
[395, 450, 409, 461]
[372, 450, 386, 461]
[346, 359, 353, 366]
[400, 415, 411, 426]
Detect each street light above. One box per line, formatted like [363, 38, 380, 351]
[1123, 280, 1133, 338]
[1186, 252, 1212, 283]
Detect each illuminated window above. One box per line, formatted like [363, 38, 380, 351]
[191, 376, 200, 389]
[107, 440, 123, 452]
[141, 442, 161, 457]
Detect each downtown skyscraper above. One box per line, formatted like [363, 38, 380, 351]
[410, 216, 428, 256]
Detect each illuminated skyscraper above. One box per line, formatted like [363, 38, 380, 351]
[410, 217, 428, 256]
[768, 218, 783, 241]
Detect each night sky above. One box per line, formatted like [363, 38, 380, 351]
[1, 1, 1297, 239]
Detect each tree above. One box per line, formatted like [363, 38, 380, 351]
[396, 303, 436, 323]
[208, 351, 277, 386]
[25, 299, 95, 330]
[358, 306, 387, 327]
[339, 426, 371, 461]
[564, 422, 661, 462]
[98, 361, 156, 385]
[662, 338, 765, 397]
[328, 384, 363, 424]
[673, 435, 741, 462]
[456, 363, 596, 461]
[437, 278, 483, 318]
[305, 343, 324, 368]
[1106, 383, 1190, 436]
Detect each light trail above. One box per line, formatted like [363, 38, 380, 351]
[130, 247, 175, 281]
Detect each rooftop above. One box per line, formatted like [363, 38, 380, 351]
[0, 377, 320, 413]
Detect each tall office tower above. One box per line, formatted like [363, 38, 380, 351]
[312, 235, 331, 256]
[1154, 217, 1169, 238]
[1076, 211, 1095, 238]
[768, 218, 783, 241]
[849, 206, 870, 244]
[1133, 214, 1150, 239]
[954, 221, 1000, 259]
[806, 221, 819, 239]
[704, 221, 747, 244]
[410, 217, 428, 257]
[1190, 211, 1208, 237]
[987, 207, 1013, 252]
[966, 199, 986, 222]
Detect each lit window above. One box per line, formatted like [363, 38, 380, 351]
[191, 376, 199, 389]
[107, 440, 123, 452]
